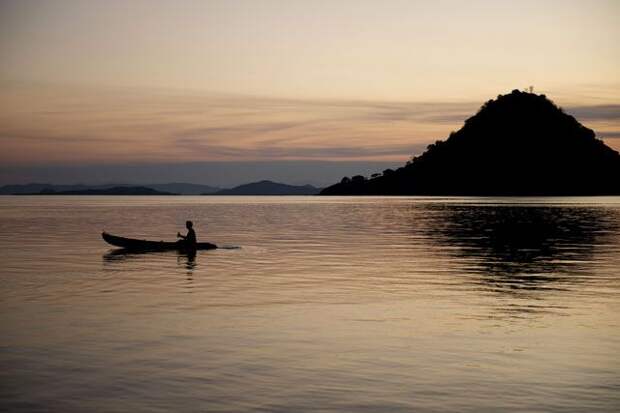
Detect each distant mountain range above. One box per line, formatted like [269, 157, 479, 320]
[34, 186, 176, 195]
[146, 183, 220, 194]
[322, 90, 620, 195]
[207, 180, 321, 195]
[0, 181, 321, 195]
[0, 182, 219, 195]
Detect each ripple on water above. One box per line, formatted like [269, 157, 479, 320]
[1, 196, 620, 412]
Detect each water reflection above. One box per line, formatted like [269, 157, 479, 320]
[103, 248, 198, 273]
[423, 204, 619, 295]
[178, 250, 196, 270]
[177, 250, 197, 283]
[3, 197, 620, 412]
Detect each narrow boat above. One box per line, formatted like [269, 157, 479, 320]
[102, 232, 217, 251]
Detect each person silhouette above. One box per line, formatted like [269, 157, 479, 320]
[177, 220, 197, 247]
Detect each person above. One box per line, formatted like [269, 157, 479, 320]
[177, 220, 197, 246]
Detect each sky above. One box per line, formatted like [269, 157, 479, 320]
[1, 0, 619, 185]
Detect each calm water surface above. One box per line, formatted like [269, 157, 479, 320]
[1, 196, 619, 412]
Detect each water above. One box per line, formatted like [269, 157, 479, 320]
[1, 196, 619, 412]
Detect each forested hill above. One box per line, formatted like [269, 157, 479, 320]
[321, 90, 620, 195]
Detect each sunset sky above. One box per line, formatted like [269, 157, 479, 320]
[1, 0, 618, 185]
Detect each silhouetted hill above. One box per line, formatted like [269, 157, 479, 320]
[30, 186, 176, 195]
[321, 90, 620, 196]
[209, 180, 320, 195]
[0, 183, 78, 194]
[144, 183, 219, 194]
[0, 183, 218, 195]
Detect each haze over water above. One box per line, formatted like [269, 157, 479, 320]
[1, 196, 619, 412]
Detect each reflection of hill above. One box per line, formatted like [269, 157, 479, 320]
[424, 205, 619, 295]
[322, 90, 620, 195]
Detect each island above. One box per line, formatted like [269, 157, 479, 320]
[28, 186, 177, 195]
[1, 183, 218, 195]
[206, 180, 321, 195]
[321, 90, 620, 196]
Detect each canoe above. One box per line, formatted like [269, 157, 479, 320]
[102, 232, 217, 251]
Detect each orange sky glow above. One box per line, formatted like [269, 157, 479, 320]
[1, 0, 619, 170]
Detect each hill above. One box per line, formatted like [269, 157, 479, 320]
[31, 186, 176, 195]
[209, 180, 320, 195]
[0, 183, 218, 195]
[0, 183, 78, 194]
[144, 183, 219, 194]
[321, 90, 620, 195]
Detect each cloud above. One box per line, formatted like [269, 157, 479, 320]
[598, 130, 620, 139]
[0, 160, 403, 187]
[0, 132, 116, 144]
[174, 137, 427, 159]
[1, 83, 619, 165]
[565, 105, 620, 121]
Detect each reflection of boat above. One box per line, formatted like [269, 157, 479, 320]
[102, 232, 217, 251]
[103, 247, 197, 267]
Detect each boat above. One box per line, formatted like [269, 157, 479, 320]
[102, 232, 217, 251]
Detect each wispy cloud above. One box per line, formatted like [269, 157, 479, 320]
[598, 130, 620, 139]
[174, 137, 427, 159]
[565, 105, 620, 121]
[1, 83, 619, 166]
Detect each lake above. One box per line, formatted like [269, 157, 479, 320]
[1, 196, 619, 412]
